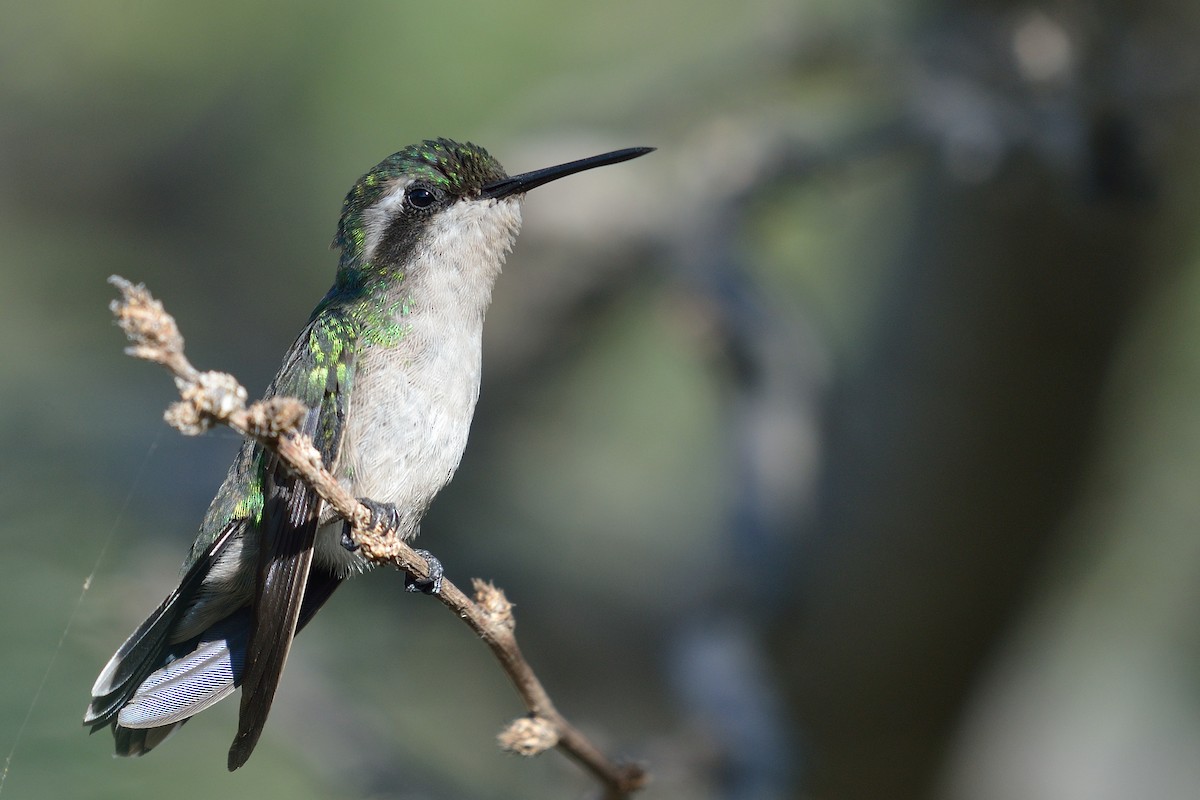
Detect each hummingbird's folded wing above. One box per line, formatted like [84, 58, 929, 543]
[226, 309, 358, 770]
[226, 451, 320, 770]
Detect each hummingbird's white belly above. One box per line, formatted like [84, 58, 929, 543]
[314, 318, 486, 575]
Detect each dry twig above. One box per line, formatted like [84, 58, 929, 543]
[107, 275, 647, 799]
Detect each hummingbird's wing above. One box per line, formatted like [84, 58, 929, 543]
[226, 308, 359, 770]
[224, 451, 319, 769]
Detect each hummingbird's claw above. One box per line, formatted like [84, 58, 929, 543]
[405, 549, 444, 595]
[340, 521, 359, 552]
[358, 498, 403, 533]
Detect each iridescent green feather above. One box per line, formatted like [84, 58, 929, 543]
[183, 306, 361, 572]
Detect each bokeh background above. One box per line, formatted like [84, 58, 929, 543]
[4, 1, 1200, 798]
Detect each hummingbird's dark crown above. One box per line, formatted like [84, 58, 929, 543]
[332, 139, 507, 261]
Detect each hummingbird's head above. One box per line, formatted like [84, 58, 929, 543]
[326, 137, 657, 303]
[333, 138, 509, 270]
[331, 138, 654, 288]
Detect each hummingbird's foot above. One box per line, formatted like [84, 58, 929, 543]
[343, 498, 403, 552]
[358, 498, 403, 533]
[405, 549, 444, 595]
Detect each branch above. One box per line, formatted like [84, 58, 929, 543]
[107, 275, 647, 799]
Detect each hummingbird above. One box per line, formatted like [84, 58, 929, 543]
[85, 138, 653, 770]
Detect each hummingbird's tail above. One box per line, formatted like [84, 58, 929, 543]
[84, 553, 342, 757]
[83, 523, 244, 755]
[111, 610, 253, 754]
[90, 611, 251, 756]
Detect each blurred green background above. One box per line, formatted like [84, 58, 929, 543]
[4, 1, 1200, 799]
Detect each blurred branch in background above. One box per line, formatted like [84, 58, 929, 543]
[659, 127, 845, 800]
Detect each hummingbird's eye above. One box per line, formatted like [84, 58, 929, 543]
[406, 185, 437, 209]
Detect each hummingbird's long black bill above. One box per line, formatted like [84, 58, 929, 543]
[482, 146, 654, 200]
